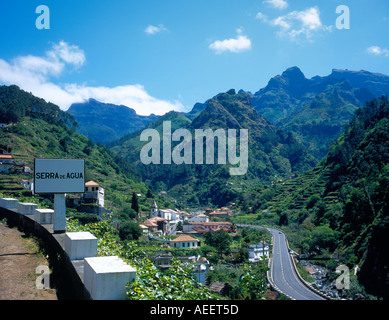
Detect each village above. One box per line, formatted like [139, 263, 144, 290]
[1, 152, 271, 298]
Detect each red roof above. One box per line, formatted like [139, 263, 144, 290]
[170, 235, 199, 243]
[85, 180, 102, 187]
[0, 155, 13, 159]
[189, 222, 232, 226]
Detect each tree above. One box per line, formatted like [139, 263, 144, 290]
[278, 212, 289, 226]
[131, 192, 140, 215]
[309, 225, 337, 253]
[239, 258, 269, 300]
[118, 221, 143, 241]
[146, 189, 153, 198]
[203, 229, 232, 258]
[121, 205, 137, 220]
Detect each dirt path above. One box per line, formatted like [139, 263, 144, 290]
[0, 222, 57, 300]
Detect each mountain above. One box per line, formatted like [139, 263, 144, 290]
[66, 67, 389, 160]
[109, 110, 192, 161]
[252, 67, 388, 160]
[67, 99, 159, 144]
[252, 67, 389, 124]
[108, 89, 317, 206]
[281, 80, 375, 159]
[183, 101, 208, 120]
[317, 69, 389, 97]
[323, 96, 389, 298]
[238, 96, 389, 299]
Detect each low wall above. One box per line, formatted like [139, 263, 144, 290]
[0, 206, 91, 300]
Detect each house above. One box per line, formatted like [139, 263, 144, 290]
[20, 179, 34, 191]
[188, 213, 209, 223]
[193, 257, 210, 285]
[83, 180, 105, 207]
[150, 251, 173, 269]
[208, 282, 232, 297]
[66, 194, 82, 207]
[204, 208, 213, 215]
[143, 217, 169, 235]
[139, 224, 149, 233]
[183, 221, 234, 234]
[248, 241, 270, 262]
[169, 235, 200, 248]
[177, 210, 190, 220]
[13, 165, 31, 174]
[208, 210, 230, 219]
[151, 200, 181, 224]
[0, 154, 14, 173]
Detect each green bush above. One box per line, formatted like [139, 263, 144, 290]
[118, 221, 143, 241]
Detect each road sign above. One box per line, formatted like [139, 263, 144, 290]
[34, 159, 85, 194]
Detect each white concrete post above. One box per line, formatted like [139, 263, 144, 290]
[34, 209, 54, 224]
[18, 203, 39, 215]
[54, 194, 66, 233]
[65, 232, 98, 260]
[84, 256, 136, 300]
[0, 198, 19, 209]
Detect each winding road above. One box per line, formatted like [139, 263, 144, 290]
[239, 224, 325, 300]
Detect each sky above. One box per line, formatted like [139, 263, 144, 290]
[0, 0, 389, 116]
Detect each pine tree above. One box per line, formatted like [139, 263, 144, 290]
[131, 192, 140, 215]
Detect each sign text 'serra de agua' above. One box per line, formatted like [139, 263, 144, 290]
[34, 159, 85, 194]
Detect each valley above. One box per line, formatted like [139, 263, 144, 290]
[1, 66, 388, 300]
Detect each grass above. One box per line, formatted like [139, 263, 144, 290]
[296, 262, 315, 283]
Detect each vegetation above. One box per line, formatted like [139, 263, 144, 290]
[67, 99, 158, 144]
[235, 96, 389, 299]
[0, 85, 160, 221]
[66, 218, 214, 300]
[109, 89, 317, 207]
[323, 96, 389, 298]
[2, 79, 388, 299]
[203, 229, 232, 258]
[251, 67, 389, 160]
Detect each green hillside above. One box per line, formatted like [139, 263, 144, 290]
[236, 96, 389, 299]
[67, 99, 158, 144]
[0, 85, 152, 215]
[109, 89, 317, 207]
[252, 67, 387, 160]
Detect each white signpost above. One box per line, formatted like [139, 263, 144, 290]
[34, 159, 85, 233]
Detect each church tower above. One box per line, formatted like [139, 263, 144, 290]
[151, 200, 158, 218]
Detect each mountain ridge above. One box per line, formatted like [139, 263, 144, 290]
[109, 89, 317, 206]
[67, 98, 159, 144]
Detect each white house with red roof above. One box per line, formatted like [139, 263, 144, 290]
[0, 154, 14, 173]
[82, 180, 105, 207]
[169, 235, 200, 248]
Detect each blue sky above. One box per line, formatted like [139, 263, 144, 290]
[0, 0, 389, 115]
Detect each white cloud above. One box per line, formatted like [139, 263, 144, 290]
[64, 84, 185, 116]
[49, 41, 86, 67]
[209, 30, 252, 54]
[367, 46, 389, 57]
[256, 12, 268, 22]
[0, 41, 184, 116]
[263, 0, 288, 10]
[145, 24, 168, 35]
[270, 7, 331, 42]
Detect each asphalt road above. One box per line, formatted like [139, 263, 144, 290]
[238, 224, 325, 300]
[267, 227, 325, 300]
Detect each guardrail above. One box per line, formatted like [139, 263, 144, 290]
[0, 197, 135, 300]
